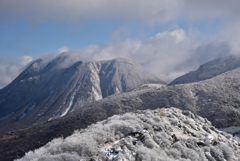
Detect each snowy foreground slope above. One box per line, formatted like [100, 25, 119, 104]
[169, 55, 240, 85]
[17, 108, 240, 161]
[0, 55, 166, 132]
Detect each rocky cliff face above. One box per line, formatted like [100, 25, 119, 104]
[17, 108, 240, 161]
[0, 54, 166, 131]
[169, 55, 240, 85]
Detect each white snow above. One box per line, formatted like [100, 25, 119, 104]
[101, 140, 124, 161]
[61, 95, 75, 117]
[17, 108, 240, 161]
[92, 86, 103, 101]
[189, 90, 198, 101]
[0, 112, 14, 121]
[27, 103, 36, 112]
[19, 113, 26, 119]
[141, 84, 165, 89]
[115, 87, 120, 94]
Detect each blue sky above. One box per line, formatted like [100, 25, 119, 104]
[0, 15, 223, 59]
[0, 0, 240, 88]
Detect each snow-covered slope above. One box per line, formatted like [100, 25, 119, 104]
[169, 55, 240, 85]
[3, 63, 240, 160]
[17, 108, 240, 161]
[0, 54, 166, 131]
[61, 65, 240, 128]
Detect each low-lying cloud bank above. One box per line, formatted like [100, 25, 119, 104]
[38, 29, 232, 82]
[1, 0, 240, 24]
[0, 56, 33, 89]
[0, 28, 235, 89]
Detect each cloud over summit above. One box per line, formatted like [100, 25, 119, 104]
[0, 56, 33, 89]
[38, 29, 229, 83]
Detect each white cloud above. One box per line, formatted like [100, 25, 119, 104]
[1, 1, 240, 24]
[0, 28, 233, 88]
[0, 56, 33, 89]
[0, 28, 233, 89]
[181, 0, 240, 21]
[17, 56, 33, 66]
[0, 0, 180, 24]
[46, 29, 229, 82]
[41, 46, 70, 63]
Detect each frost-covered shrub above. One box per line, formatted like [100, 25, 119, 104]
[153, 116, 161, 122]
[170, 148, 182, 158]
[185, 139, 198, 149]
[120, 136, 136, 151]
[143, 133, 159, 149]
[205, 152, 217, 161]
[119, 113, 136, 121]
[143, 110, 154, 118]
[181, 147, 200, 161]
[218, 143, 235, 161]
[141, 122, 152, 130]
[195, 149, 208, 161]
[153, 132, 172, 148]
[210, 146, 225, 161]
[38, 153, 82, 161]
[16, 108, 240, 161]
[184, 118, 197, 130]
[202, 125, 212, 133]
[136, 147, 171, 161]
[146, 118, 156, 126]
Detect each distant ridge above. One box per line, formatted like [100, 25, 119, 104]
[169, 55, 240, 85]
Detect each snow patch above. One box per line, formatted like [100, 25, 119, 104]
[189, 90, 198, 101]
[19, 113, 26, 120]
[134, 84, 165, 91]
[115, 87, 120, 94]
[61, 95, 75, 117]
[27, 103, 36, 112]
[92, 86, 103, 101]
[0, 112, 14, 121]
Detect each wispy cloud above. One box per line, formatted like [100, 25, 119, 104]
[41, 29, 230, 82]
[1, 0, 240, 24]
[0, 0, 180, 24]
[0, 56, 33, 89]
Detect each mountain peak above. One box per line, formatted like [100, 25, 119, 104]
[169, 54, 240, 85]
[0, 56, 166, 132]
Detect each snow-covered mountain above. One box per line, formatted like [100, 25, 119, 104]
[169, 55, 240, 85]
[0, 54, 167, 131]
[3, 55, 240, 160]
[17, 108, 240, 161]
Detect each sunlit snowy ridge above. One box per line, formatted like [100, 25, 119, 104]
[17, 108, 240, 161]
